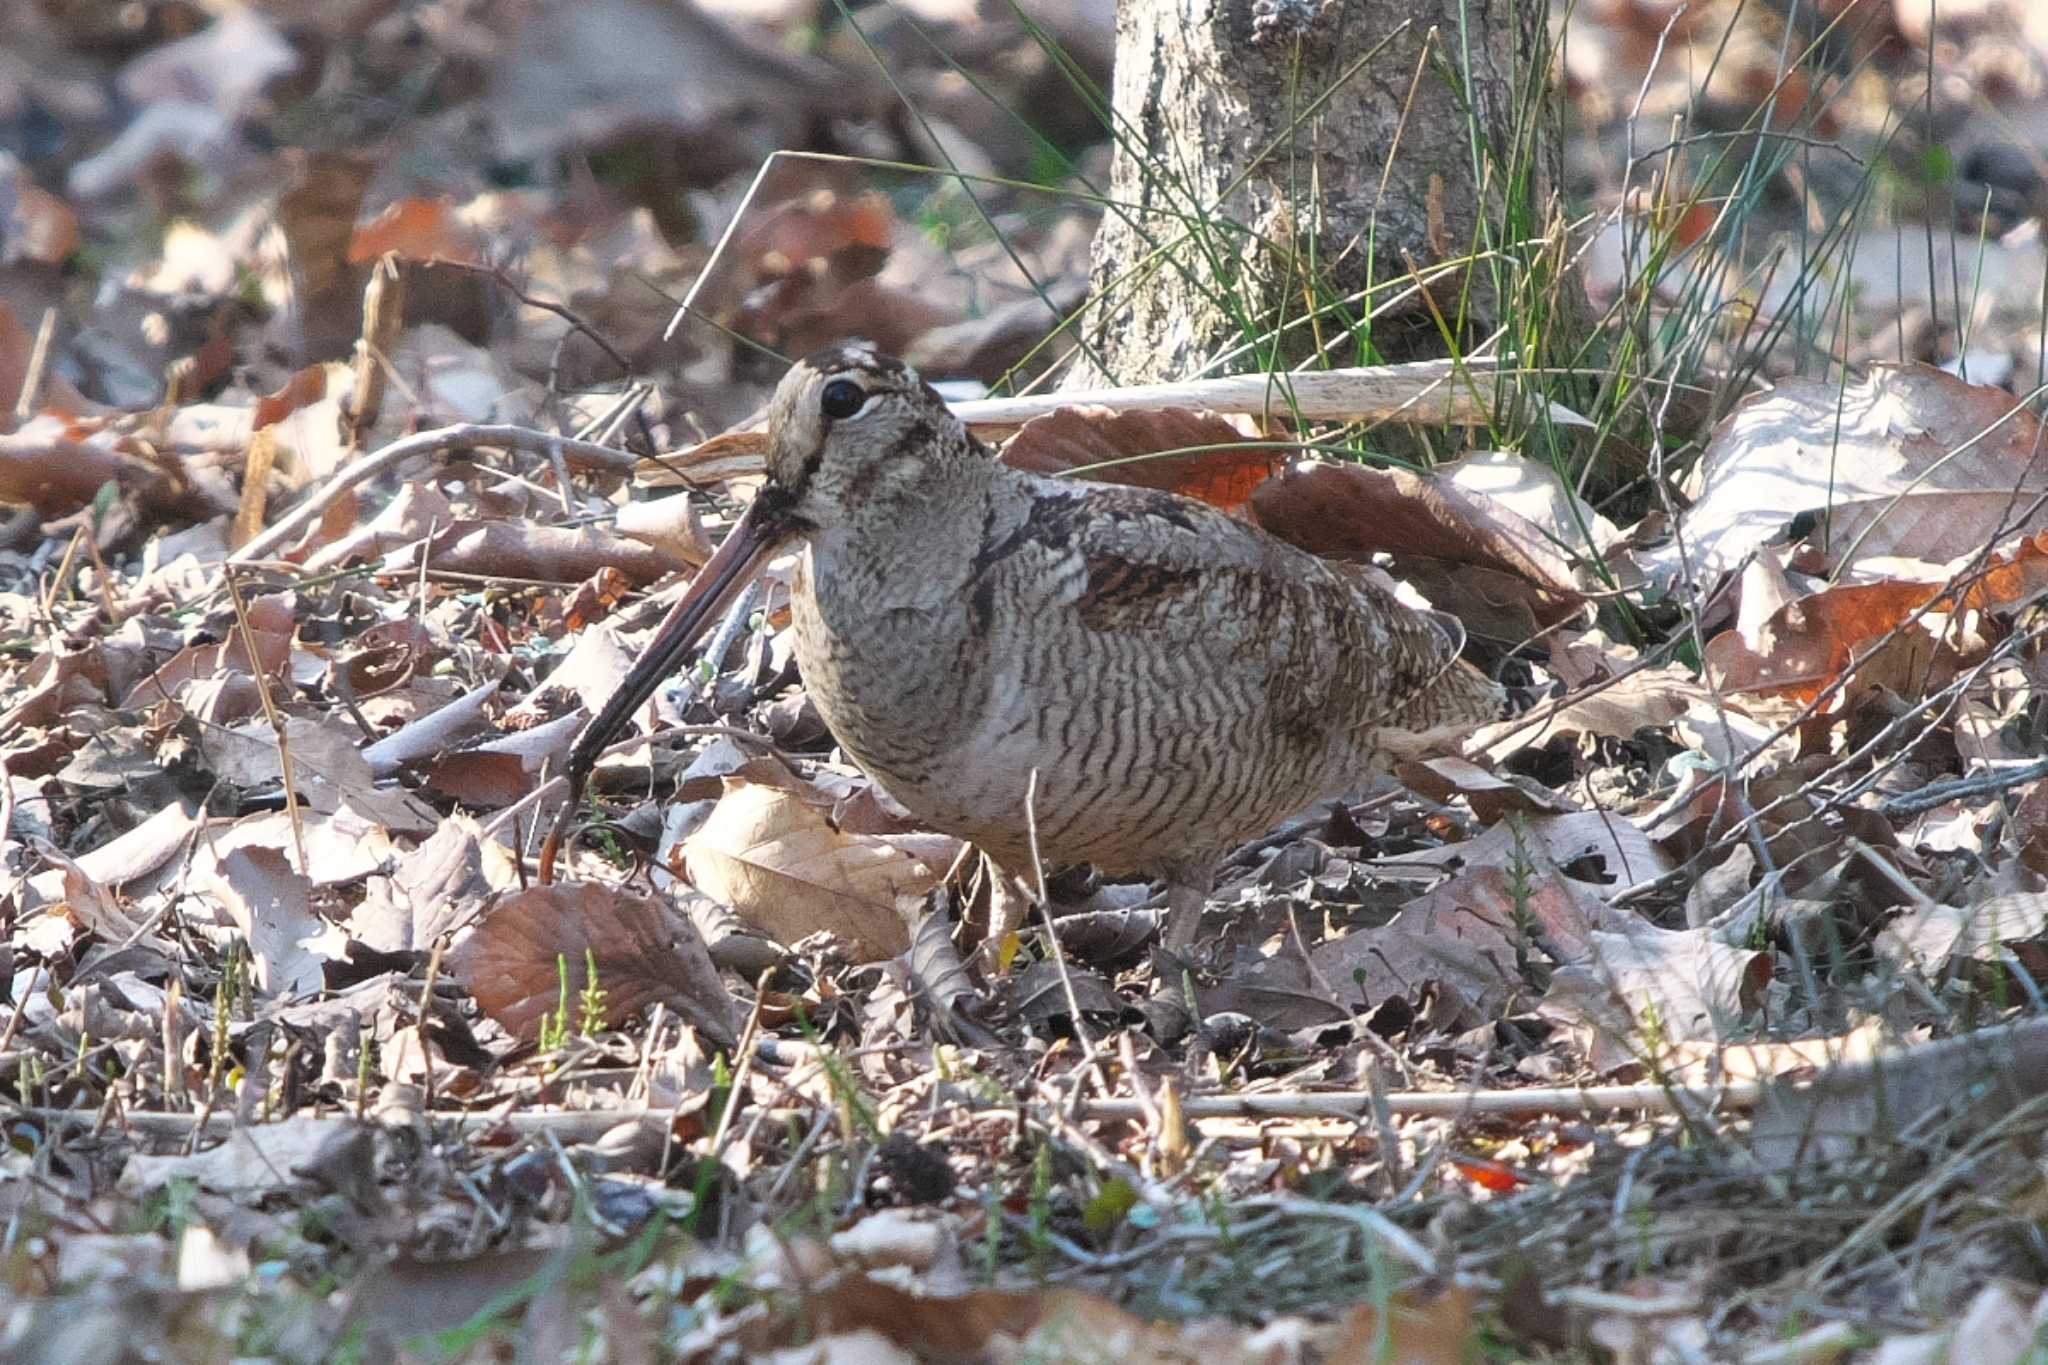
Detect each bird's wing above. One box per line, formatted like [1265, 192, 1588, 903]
[972, 480, 1495, 745]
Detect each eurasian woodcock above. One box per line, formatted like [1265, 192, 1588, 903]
[543, 344, 1504, 953]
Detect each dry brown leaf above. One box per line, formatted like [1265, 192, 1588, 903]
[1753, 1016, 2048, 1169]
[1701, 577, 1956, 703]
[351, 811, 518, 952]
[32, 840, 159, 946]
[1479, 663, 1712, 761]
[408, 520, 694, 586]
[74, 801, 200, 888]
[4, 175, 81, 267]
[634, 430, 772, 490]
[1252, 459, 1583, 588]
[1398, 756, 1581, 821]
[117, 1116, 360, 1201]
[204, 844, 344, 996]
[1323, 1282, 1480, 1365]
[123, 590, 295, 708]
[1663, 363, 2048, 584]
[0, 643, 112, 733]
[1313, 843, 1621, 1023]
[1251, 460, 1587, 640]
[209, 713, 439, 832]
[251, 363, 331, 431]
[424, 713, 580, 808]
[303, 480, 457, 572]
[998, 404, 1277, 514]
[448, 882, 738, 1048]
[682, 776, 959, 960]
[1541, 925, 1774, 1071]
[1385, 810, 1674, 890]
[0, 414, 222, 519]
[1875, 891, 2048, 979]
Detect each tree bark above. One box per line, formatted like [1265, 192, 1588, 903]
[1072, 0, 1556, 386]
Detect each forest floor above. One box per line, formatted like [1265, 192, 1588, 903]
[8, 0, 2048, 1360]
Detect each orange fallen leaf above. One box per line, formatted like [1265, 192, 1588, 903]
[1000, 404, 1279, 515]
[347, 197, 487, 265]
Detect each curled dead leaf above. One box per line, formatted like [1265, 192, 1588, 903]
[681, 776, 960, 960]
[448, 882, 738, 1049]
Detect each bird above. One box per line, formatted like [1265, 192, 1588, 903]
[541, 344, 1504, 956]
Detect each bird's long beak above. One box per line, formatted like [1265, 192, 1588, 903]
[539, 501, 789, 882]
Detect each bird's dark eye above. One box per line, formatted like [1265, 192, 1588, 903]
[820, 379, 867, 420]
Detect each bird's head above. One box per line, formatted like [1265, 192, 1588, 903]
[752, 344, 969, 537]
[538, 345, 968, 881]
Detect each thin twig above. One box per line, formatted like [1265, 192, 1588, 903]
[222, 423, 637, 574]
[223, 568, 307, 873]
[14, 307, 56, 422]
[1879, 757, 2048, 820]
[11, 1074, 1760, 1142]
[1024, 767, 1113, 1103]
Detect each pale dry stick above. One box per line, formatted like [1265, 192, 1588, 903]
[954, 358, 1592, 432]
[1239, 1195, 1437, 1276]
[38, 526, 84, 618]
[1022, 767, 1114, 1106]
[12, 1071, 1759, 1146]
[543, 437, 577, 518]
[629, 1003, 667, 1107]
[1115, 1032, 1160, 1133]
[572, 384, 653, 447]
[0, 962, 43, 1058]
[418, 938, 448, 1114]
[223, 567, 307, 874]
[1021, 1210, 1293, 1276]
[705, 971, 774, 1166]
[1880, 756, 2048, 820]
[1076, 1078, 1759, 1122]
[220, 424, 638, 576]
[77, 526, 125, 627]
[13, 307, 56, 422]
[161, 978, 185, 1106]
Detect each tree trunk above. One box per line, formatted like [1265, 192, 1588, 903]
[1071, 0, 1557, 386]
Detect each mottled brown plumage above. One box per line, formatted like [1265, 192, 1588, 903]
[546, 345, 1503, 952]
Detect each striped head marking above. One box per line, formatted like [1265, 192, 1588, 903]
[753, 345, 971, 533]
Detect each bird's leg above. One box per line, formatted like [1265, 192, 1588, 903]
[1158, 854, 1218, 956]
